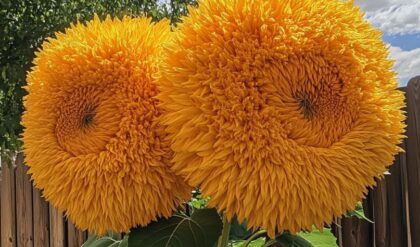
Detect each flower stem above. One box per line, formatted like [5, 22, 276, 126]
[217, 216, 231, 247]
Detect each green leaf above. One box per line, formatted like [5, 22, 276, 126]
[118, 236, 128, 247]
[346, 202, 373, 223]
[299, 227, 337, 247]
[128, 208, 223, 247]
[108, 242, 120, 247]
[276, 232, 314, 247]
[105, 231, 121, 240]
[82, 236, 116, 247]
[348, 210, 374, 223]
[231, 238, 265, 247]
[82, 235, 97, 247]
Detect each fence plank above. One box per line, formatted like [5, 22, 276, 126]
[332, 218, 343, 247]
[1, 159, 16, 247]
[15, 154, 34, 247]
[373, 178, 388, 247]
[385, 145, 409, 247]
[67, 220, 87, 247]
[33, 188, 50, 247]
[49, 206, 65, 247]
[340, 217, 371, 247]
[401, 148, 412, 247]
[406, 77, 420, 247]
[362, 196, 375, 247]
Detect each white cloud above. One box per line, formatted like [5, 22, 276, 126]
[353, 0, 420, 85]
[389, 46, 420, 85]
[355, 0, 420, 35]
[355, 0, 417, 12]
[366, 4, 420, 35]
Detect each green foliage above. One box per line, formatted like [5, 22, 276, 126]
[128, 208, 223, 247]
[0, 0, 196, 158]
[346, 202, 373, 223]
[226, 217, 337, 247]
[82, 235, 128, 247]
[298, 228, 337, 247]
[189, 194, 209, 209]
[276, 232, 314, 247]
[83, 226, 339, 247]
[231, 238, 265, 247]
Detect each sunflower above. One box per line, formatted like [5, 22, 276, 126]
[22, 16, 191, 234]
[158, 0, 406, 237]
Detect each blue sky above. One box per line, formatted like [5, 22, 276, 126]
[355, 0, 420, 86]
[383, 33, 420, 51]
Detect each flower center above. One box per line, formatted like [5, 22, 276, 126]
[81, 105, 96, 128]
[295, 92, 317, 120]
[54, 86, 120, 156]
[274, 55, 360, 148]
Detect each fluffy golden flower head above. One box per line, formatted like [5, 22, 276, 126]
[158, 0, 406, 237]
[22, 16, 191, 234]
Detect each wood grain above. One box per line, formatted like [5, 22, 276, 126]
[49, 206, 65, 247]
[15, 154, 34, 247]
[386, 143, 409, 247]
[406, 76, 420, 247]
[1, 159, 16, 247]
[340, 217, 371, 247]
[33, 188, 50, 247]
[67, 220, 87, 247]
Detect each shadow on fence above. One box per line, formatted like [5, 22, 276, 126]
[0, 77, 419, 247]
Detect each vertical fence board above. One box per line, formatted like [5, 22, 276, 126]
[15, 154, 34, 247]
[332, 218, 343, 247]
[1, 160, 16, 247]
[49, 206, 66, 247]
[406, 77, 420, 247]
[361, 196, 374, 247]
[400, 144, 412, 247]
[385, 144, 408, 247]
[33, 188, 50, 247]
[67, 220, 87, 247]
[373, 179, 388, 247]
[340, 217, 371, 247]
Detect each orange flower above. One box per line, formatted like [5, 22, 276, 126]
[158, 0, 406, 237]
[22, 16, 191, 234]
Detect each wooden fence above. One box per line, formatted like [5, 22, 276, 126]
[0, 77, 419, 247]
[0, 153, 87, 247]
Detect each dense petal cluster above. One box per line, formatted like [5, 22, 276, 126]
[22, 16, 191, 234]
[158, 0, 406, 237]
